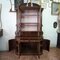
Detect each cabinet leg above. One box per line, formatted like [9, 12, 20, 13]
[18, 44, 20, 58]
[38, 55, 40, 59]
[38, 43, 40, 59]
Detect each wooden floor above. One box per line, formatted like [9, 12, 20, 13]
[0, 48, 60, 60]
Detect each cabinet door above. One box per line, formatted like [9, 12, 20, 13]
[43, 39, 50, 51]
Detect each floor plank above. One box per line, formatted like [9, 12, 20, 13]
[0, 48, 60, 60]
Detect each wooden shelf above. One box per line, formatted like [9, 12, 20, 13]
[19, 37, 41, 40]
[20, 23, 38, 26]
[20, 23, 38, 24]
[16, 23, 38, 26]
[16, 40, 42, 43]
[15, 36, 43, 43]
[21, 14, 40, 16]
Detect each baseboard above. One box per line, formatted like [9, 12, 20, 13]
[0, 50, 9, 52]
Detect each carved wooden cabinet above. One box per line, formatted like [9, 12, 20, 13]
[15, 3, 49, 58]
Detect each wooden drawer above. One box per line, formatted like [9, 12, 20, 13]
[20, 36, 42, 40]
[20, 31, 43, 37]
[15, 36, 42, 42]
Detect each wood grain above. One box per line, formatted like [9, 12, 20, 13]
[0, 48, 60, 60]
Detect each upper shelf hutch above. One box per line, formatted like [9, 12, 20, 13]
[8, 0, 50, 59]
[15, 3, 44, 58]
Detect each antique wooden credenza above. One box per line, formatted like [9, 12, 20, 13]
[14, 3, 50, 58]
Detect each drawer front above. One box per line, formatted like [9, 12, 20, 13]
[20, 31, 43, 37]
[20, 36, 42, 40]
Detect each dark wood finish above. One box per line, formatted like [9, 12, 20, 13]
[43, 39, 50, 51]
[0, 29, 3, 37]
[16, 36, 42, 40]
[15, 3, 46, 58]
[16, 31, 43, 37]
[15, 42, 43, 55]
[9, 39, 16, 51]
[19, 3, 43, 12]
[57, 33, 60, 48]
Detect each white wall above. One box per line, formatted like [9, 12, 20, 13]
[0, 0, 16, 51]
[42, 4, 58, 47]
[0, 0, 58, 51]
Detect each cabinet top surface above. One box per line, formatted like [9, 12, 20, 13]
[19, 3, 43, 12]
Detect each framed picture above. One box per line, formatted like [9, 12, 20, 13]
[50, 0, 60, 2]
[51, 2, 60, 15]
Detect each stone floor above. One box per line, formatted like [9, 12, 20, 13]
[0, 48, 60, 60]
